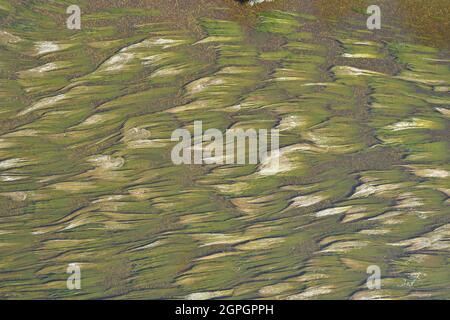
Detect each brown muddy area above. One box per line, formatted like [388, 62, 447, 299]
[79, 0, 450, 49]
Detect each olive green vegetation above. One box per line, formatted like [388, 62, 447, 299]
[0, 0, 449, 299]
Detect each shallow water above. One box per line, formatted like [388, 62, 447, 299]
[0, 0, 449, 299]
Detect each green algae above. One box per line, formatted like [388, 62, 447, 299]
[0, 0, 449, 300]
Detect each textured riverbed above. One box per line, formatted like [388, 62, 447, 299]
[0, 0, 449, 299]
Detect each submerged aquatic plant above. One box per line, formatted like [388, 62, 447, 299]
[0, 0, 448, 300]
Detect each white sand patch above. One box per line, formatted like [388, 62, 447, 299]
[35, 41, 60, 55]
[231, 194, 281, 215]
[199, 139, 230, 164]
[126, 139, 167, 149]
[259, 283, 295, 297]
[19, 94, 66, 115]
[103, 53, 135, 72]
[404, 292, 434, 299]
[292, 273, 328, 282]
[351, 290, 392, 300]
[4, 129, 39, 137]
[369, 211, 404, 224]
[217, 66, 258, 75]
[62, 218, 92, 231]
[351, 182, 405, 198]
[193, 233, 253, 247]
[392, 224, 450, 252]
[359, 229, 390, 235]
[433, 86, 448, 92]
[236, 237, 285, 250]
[151, 65, 185, 77]
[187, 77, 226, 94]
[186, 290, 233, 300]
[129, 240, 165, 252]
[277, 115, 304, 131]
[302, 82, 330, 87]
[226, 104, 242, 112]
[196, 252, 239, 261]
[395, 193, 424, 208]
[354, 41, 379, 46]
[51, 182, 95, 192]
[0, 139, 14, 149]
[274, 76, 306, 82]
[437, 188, 450, 197]
[92, 195, 125, 203]
[0, 30, 21, 44]
[124, 127, 151, 141]
[153, 38, 187, 49]
[120, 40, 150, 52]
[88, 155, 125, 170]
[215, 182, 249, 194]
[128, 188, 153, 200]
[77, 114, 114, 127]
[141, 52, 173, 65]
[333, 66, 384, 77]
[435, 107, 450, 117]
[258, 144, 308, 176]
[23, 62, 58, 74]
[342, 213, 367, 223]
[340, 206, 368, 222]
[291, 194, 326, 208]
[303, 130, 359, 153]
[249, 0, 274, 5]
[0, 175, 26, 182]
[423, 58, 450, 62]
[168, 100, 209, 113]
[123, 127, 165, 149]
[386, 118, 438, 131]
[0, 158, 27, 170]
[411, 168, 449, 178]
[258, 149, 289, 176]
[342, 53, 377, 59]
[286, 286, 334, 300]
[397, 72, 446, 85]
[371, 102, 390, 110]
[321, 241, 368, 253]
[1, 191, 27, 201]
[315, 206, 352, 218]
[195, 36, 241, 44]
[125, 38, 188, 51]
[153, 38, 174, 45]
